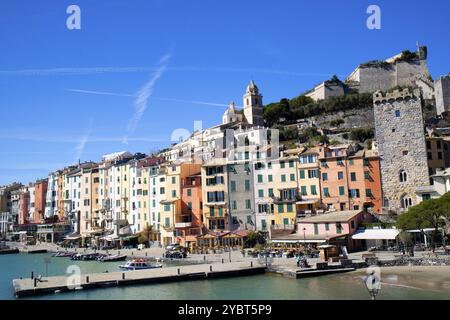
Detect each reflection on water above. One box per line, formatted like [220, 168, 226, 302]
[1, 253, 450, 300]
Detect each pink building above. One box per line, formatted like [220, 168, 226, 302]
[295, 210, 371, 251]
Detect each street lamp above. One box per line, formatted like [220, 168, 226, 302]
[303, 227, 306, 253]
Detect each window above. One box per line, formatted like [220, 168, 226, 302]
[311, 185, 317, 195]
[323, 187, 330, 197]
[338, 171, 344, 180]
[210, 207, 215, 216]
[187, 202, 192, 210]
[437, 140, 442, 149]
[325, 223, 330, 231]
[290, 174, 295, 181]
[245, 199, 251, 209]
[339, 186, 345, 196]
[299, 170, 305, 179]
[314, 223, 319, 235]
[399, 170, 407, 183]
[351, 220, 355, 229]
[230, 181, 236, 192]
[322, 173, 328, 181]
[349, 159, 354, 165]
[268, 188, 274, 197]
[336, 223, 342, 234]
[350, 172, 356, 181]
[349, 189, 360, 198]
[427, 152, 432, 160]
[366, 189, 373, 197]
[165, 218, 170, 228]
[160, 187, 165, 194]
[246, 215, 252, 224]
[337, 159, 343, 166]
[438, 152, 443, 160]
[268, 175, 273, 182]
[364, 171, 370, 180]
[218, 207, 223, 217]
[171, 177, 176, 184]
[261, 220, 267, 231]
[363, 159, 370, 166]
[289, 160, 294, 168]
[286, 204, 293, 212]
[258, 189, 264, 198]
[244, 180, 250, 191]
[187, 189, 192, 197]
[426, 141, 431, 149]
[278, 204, 284, 213]
[257, 174, 263, 183]
[283, 218, 289, 225]
[280, 161, 285, 169]
[301, 186, 307, 196]
[308, 169, 318, 179]
[164, 204, 171, 212]
[395, 110, 400, 117]
[281, 174, 286, 182]
[171, 190, 176, 197]
[232, 201, 237, 210]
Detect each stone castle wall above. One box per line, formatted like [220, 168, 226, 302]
[373, 88, 430, 213]
[435, 75, 450, 115]
[354, 59, 430, 94]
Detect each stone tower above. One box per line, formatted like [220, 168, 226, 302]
[373, 88, 430, 213]
[243, 80, 264, 127]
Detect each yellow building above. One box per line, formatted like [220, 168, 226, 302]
[297, 147, 322, 215]
[271, 151, 299, 226]
[201, 158, 229, 231]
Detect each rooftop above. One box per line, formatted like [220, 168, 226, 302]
[297, 210, 362, 223]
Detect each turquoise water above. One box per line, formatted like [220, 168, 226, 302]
[1, 253, 449, 300]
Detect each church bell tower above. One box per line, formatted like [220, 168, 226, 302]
[243, 80, 264, 126]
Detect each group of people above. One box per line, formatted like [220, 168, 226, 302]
[296, 254, 310, 268]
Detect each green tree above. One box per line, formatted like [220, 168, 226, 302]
[244, 231, 266, 248]
[397, 193, 450, 252]
[138, 224, 157, 246]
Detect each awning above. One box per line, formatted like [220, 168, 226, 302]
[271, 239, 327, 244]
[296, 199, 320, 205]
[65, 233, 81, 240]
[119, 225, 132, 236]
[100, 234, 119, 241]
[352, 229, 400, 240]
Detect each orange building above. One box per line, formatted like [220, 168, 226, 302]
[318, 145, 382, 214]
[34, 179, 48, 223]
[176, 173, 203, 247]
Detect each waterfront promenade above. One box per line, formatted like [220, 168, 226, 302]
[12, 260, 265, 298]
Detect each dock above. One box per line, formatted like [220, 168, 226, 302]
[269, 265, 356, 279]
[0, 248, 20, 255]
[19, 249, 48, 254]
[12, 261, 265, 298]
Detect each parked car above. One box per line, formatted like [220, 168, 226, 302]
[165, 243, 181, 251]
[165, 250, 187, 259]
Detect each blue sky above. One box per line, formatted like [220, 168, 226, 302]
[0, 0, 449, 185]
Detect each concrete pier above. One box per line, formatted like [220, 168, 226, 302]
[12, 261, 265, 298]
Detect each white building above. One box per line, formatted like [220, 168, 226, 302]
[416, 168, 450, 203]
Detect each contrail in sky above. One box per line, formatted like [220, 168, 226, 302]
[67, 88, 235, 108]
[123, 54, 171, 144]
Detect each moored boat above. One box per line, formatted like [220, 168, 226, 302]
[99, 254, 127, 262]
[118, 259, 162, 270]
[53, 251, 74, 258]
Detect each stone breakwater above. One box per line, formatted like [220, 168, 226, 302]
[366, 256, 450, 267]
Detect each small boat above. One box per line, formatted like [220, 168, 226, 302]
[71, 253, 100, 261]
[118, 259, 163, 270]
[53, 251, 74, 258]
[99, 254, 127, 262]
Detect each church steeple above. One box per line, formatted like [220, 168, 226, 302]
[243, 80, 264, 126]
